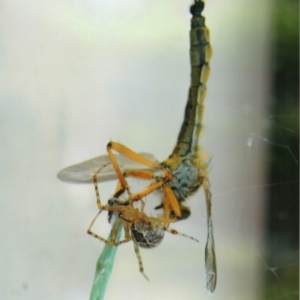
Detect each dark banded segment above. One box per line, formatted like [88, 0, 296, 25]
[172, 1, 211, 157]
[190, 0, 204, 16]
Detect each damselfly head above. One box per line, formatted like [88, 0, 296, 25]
[190, 0, 204, 16]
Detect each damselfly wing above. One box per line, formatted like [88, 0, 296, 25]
[57, 152, 157, 183]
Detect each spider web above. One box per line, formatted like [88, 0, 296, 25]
[0, 0, 298, 299]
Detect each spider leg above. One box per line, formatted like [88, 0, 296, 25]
[92, 157, 126, 211]
[92, 172, 126, 212]
[151, 219, 199, 243]
[133, 241, 149, 281]
[109, 219, 122, 244]
[92, 163, 112, 210]
[113, 221, 132, 246]
[87, 214, 132, 246]
[87, 209, 116, 245]
[93, 174, 104, 210]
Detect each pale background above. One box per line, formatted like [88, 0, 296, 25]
[0, 0, 289, 299]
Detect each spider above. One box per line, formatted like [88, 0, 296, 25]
[87, 162, 199, 280]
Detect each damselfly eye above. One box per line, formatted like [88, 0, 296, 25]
[190, 1, 204, 16]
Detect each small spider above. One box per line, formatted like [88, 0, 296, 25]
[87, 163, 199, 280]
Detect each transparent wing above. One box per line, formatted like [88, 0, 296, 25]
[57, 152, 158, 183]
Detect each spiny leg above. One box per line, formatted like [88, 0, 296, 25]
[92, 162, 112, 210]
[152, 219, 199, 243]
[92, 148, 131, 211]
[92, 174, 127, 212]
[87, 213, 132, 246]
[93, 175, 103, 210]
[112, 222, 132, 246]
[133, 241, 149, 281]
[140, 198, 146, 212]
[87, 210, 116, 245]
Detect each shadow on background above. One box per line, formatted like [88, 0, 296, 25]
[262, 0, 299, 299]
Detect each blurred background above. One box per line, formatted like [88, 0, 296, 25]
[0, 0, 298, 299]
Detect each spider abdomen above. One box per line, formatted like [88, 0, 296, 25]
[131, 219, 164, 249]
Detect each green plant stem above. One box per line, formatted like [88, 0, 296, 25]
[89, 221, 123, 300]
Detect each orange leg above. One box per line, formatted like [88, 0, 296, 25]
[124, 169, 155, 179]
[113, 180, 126, 200]
[132, 181, 164, 201]
[163, 195, 171, 221]
[162, 184, 181, 218]
[107, 142, 182, 218]
[106, 142, 159, 205]
[106, 144, 130, 198]
[107, 142, 160, 169]
[124, 169, 173, 182]
[123, 169, 181, 218]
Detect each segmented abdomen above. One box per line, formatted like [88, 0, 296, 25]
[172, 1, 212, 157]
